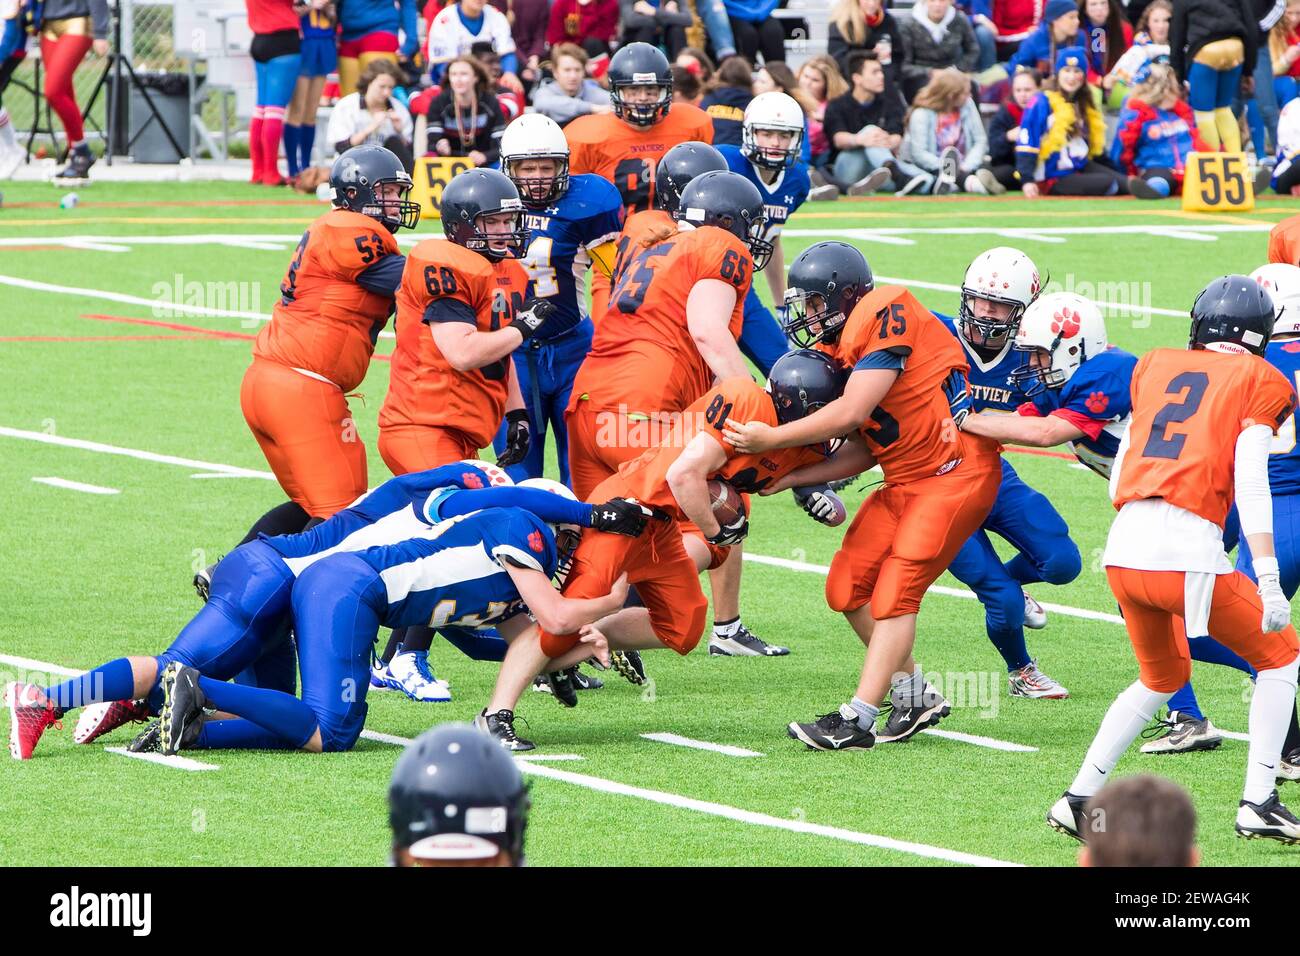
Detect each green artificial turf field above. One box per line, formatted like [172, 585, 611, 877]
[2, 181, 1299, 867]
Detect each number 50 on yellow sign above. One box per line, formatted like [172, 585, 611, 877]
[411, 156, 476, 219]
[1181, 152, 1256, 212]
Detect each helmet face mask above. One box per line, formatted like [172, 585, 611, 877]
[553, 526, 581, 586]
[1008, 347, 1068, 397]
[612, 81, 672, 126]
[331, 145, 421, 232]
[784, 289, 846, 348]
[500, 114, 572, 207]
[958, 292, 1025, 350]
[782, 241, 873, 349]
[505, 155, 570, 207]
[441, 169, 529, 260]
[744, 124, 803, 170]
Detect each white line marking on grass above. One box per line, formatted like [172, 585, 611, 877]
[641, 732, 765, 757]
[219, 240, 288, 251]
[920, 728, 1038, 752]
[516, 760, 1022, 866]
[1220, 729, 1250, 742]
[359, 729, 583, 759]
[32, 476, 120, 495]
[104, 747, 220, 771]
[62, 239, 131, 253]
[997, 231, 1067, 244]
[0, 426, 275, 479]
[870, 273, 1187, 319]
[190, 472, 267, 479]
[0, 654, 80, 677]
[1152, 229, 1218, 242]
[512, 753, 585, 761]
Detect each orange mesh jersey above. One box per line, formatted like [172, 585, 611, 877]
[1269, 214, 1300, 266]
[564, 104, 714, 216]
[611, 208, 675, 284]
[832, 285, 992, 485]
[1113, 347, 1296, 528]
[570, 225, 752, 417]
[611, 378, 822, 515]
[380, 240, 530, 448]
[254, 208, 400, 391]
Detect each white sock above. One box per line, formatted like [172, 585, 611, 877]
[0, 108, 15, 150]
[713, 617, 741, 639]
[1070, 680, 1172, 797]
[892, 664, 924, 704]
[849, 696, 879, 732]
[1244, 654, 1300, 805]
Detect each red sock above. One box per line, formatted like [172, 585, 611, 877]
[249, 107, 265, 183]
[259, 105, 286, 184]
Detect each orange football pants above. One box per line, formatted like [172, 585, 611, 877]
[1106, 566, 1300, 693]
[240, 358, 367, 519]
[826, 451, 1001, 620]
[566, 403, 655, 501]
[378, 424, 480, 476]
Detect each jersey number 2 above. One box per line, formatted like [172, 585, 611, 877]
[1141, 371, 1209, 460]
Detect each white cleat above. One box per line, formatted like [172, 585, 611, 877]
[1139, 710, 1223, 754]
[1236, 790, 1300, 844]
[383, 651, 451, 703]
[1008, 660, 1069, 699]
[1022, 591, 1048, 629]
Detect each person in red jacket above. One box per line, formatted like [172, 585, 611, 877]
[546, 0, 620, 61]
[1112, 62, 1210, 197]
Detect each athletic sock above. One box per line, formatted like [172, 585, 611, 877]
[1285, 701, 1300, 755]
[380, 628, 404, 665]
[196, 676, 317, 748]
[987, 625, 1032, 673]
[1165, 682, 1204, 722]
[398, 625, 436, 654]
[0, 107, 16, 150]
[44, 658, 136, 712]
[259, 105, 287, 183]
[192, 717, 297, 750]
[238, 499, 311, 545]
[713, 616, 741, 639]
[1214, 107, 1241, 154]
[283, 123, 302, 178]
[1070, 680, 1172, 797]
[1195, 109, 1220, 151]
[1244, 655, 1299, 804]
[891, 663, 924, 705]
[849, 696, 879, 732]
[249, 106, 266, 183]
[299, 122, 317, 170]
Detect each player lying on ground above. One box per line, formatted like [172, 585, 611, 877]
[1045, 275, 1300, 845]
[725, 241, 1003, 752]
[5, 464, 653, 758]
[474, 350, 852, 751]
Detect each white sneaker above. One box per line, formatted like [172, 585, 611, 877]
[933, 147, 960, 195]
[808, 183, 840, 201]
[846, 167, 892, 196]
[976, 167, 1005, 194]
[1008, 660, 1069, 699]
[1023, 591, 1048, 629]
[0, 144, 23, 180]
[384, 651, 451, 703]
[963, 172, 988, 194]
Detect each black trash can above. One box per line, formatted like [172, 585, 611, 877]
[128, 71, 193, 163]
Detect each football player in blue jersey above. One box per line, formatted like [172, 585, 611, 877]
[5, 464, 653, 759]
[151, 485, 641, 757]
[491, 113, 624, 487]
[937, 248, 1080, 699]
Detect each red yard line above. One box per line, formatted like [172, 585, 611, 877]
[6, 198, 316, 210]
[76, 313, 392, 361]
[0, 334, 211, 342]
[1004, 446, 1075, 461]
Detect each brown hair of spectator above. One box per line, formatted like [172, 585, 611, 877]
[1077, 0, 1128, 74]
[1080, 776, 1198, 867]
[801, 56, 850, 102]
[710, 55, 754, 92]
[444, 54, 492, 99]
[759, 61, 817, 116]
[358, 58, 409, 97]
[677, 47, 717, 84]
[910, 68, 969, 114]
[549, 42, 588, 72]
[846, 50, 881, 81]
[831, 0, 880, 47]
[672, 64, 702, 102]
[1134, 0, 1171, 37]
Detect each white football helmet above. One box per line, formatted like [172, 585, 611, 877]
[959, 246, 1041, 349]
[459, 459, 513, 487]
[1250, 263, 1300, 336]
[1010, 292, 1107, 395]
[742, 91, 805, 170]
[500, 114, 570, 206]
[517, 477, 582, 583]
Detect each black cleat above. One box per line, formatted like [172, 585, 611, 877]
[875, 684, 950, 743]
[1047, 791, 1090, 841]
[1236, 790, 1300, 844]
[193, 561, 218, 603]
[159, 662, 207, 756]
[573, 667, 603, 690]
[474, 708, 535, 752]
[708, 624, 790, 657]
[544, 668, 579, 708]
[55, 146, 95, 180]
[128, 721, 161, 753]
[787, 704, 875, 751]
[610, 649, 647, 685]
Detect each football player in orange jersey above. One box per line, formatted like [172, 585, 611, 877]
[724, 242, 1003, 752]
[1269, 213, 1300, 267]
[373, 168, 552, 701]
[567, 42, 714, 319]
[1046, 276, 1300, 845]
[475, 351, 850, 751]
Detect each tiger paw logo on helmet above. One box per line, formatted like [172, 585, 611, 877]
[528, 530, 545, 553]
[1051, 309, 1081, 339]
[1085, 391, 1109, 414]
[461, 472, 485, 489]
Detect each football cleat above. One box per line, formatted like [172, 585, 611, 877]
[543, 668, 579, 708]
[1046, 791, 1090, 841]
[708, 625, 790, 657]
[788, 704, 875, 751]
[193, 561, 218, 603]
[474, 709, 535, 752]
[1279, 748, 1300, 782]
[74, 698, 150, 745]
[574, 668, 603, 690]
[1140, 710, 1223, 754]
[1008, 660, 1069, 699]
[610, 649, 647, 686]
[370, 659, 395, 690]
[876, 684, 950, 743]
[383, 651, 452, 703]
[128, 721, 161, 753]
[6, 682, 63, 760]
[55, 146, 95, 180]
[1022, 591, 1048, 629]
[1236, 790, 1300, 844]
[159, 663, 207, 756]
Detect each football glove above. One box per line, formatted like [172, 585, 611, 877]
[1257, 557, 1292, 633]
[509, 298, 557, 342]
[590, 498, 658, 537]
[791, 484, 843, 525]
[496, 409, 530, 467]
[706, 512, 749, 548]
[941, 368, 974, 430]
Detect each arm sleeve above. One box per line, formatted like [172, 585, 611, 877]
[434, 487, 596, 526]
[1235, 423, 1275, 538]
[854, 350, 906, 372]
[1108, 423, 1131, 502]
[500, 52, 520, 74]
[1015, 96, 1046, 182]
[534, 84, 591, 124]
[900, 25, 931, 81]
[355, 254, 407, 297]
[423, 297, 477, 325]
[906, 110, 942, 171]
[1116, 107, 1144, 176]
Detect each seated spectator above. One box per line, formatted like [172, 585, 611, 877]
[988, 65, 1040, 189]
[1079, 0, 1132, 87]
[724, 0, 787, 66]
[672, 63, 704, 104]
[1007, 0, 1083, 78]
[1112, 62, 1208, 197]
[326, 59, 415, 171]
[545, 0, 620, 61]
[620, 0, 694, 59]
[416, 55, 506, 166]
[426, 0, 523, 93]
[799, 56, 851, 171]
[825, 51, 934, 194]
[533, 43, 613, 125]
[473, 46, 526, 120]
[754, 61, 815, 162]
[829, 0, 905, 88]
[702, 55, 755, 146]
[1078, 776, 1199, 868]
[1272, 96, 1300, 193]
[957, 0, 999, 70]
[1017, 46, 1129, 196]
[903, 67, 1002, 191]
[1105, 0, 1170, 107]
[898, 0, 981, 101]
[497, 0, 548, 86]
[1271, 0, 1300, 108]
[692, 0, 739, 61]
[676, 46, 717, 84]
[976, 0, 1044, 58]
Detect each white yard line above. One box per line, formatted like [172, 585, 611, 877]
[32, 476, 120, 495]
[0, 654, 80, 677]
[103, 748, 220, 771]
[1220, 730, 1251, 743]
[0, 273, 270, 321]
[0, 426, 274, 479]
[921, 728, 1038, 752]
[358, 729, 584, 760]
[641, 732, 764, 757]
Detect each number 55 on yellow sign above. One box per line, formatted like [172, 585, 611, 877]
[411, 156, 476, 219]
[1181, 152, 1256, 212]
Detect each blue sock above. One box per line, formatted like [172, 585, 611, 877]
[192, 718, 297, 750]
[283, 124, 302, 177]
[1166, 682, 1203, 720]
[1003, 553, 1042, 586]
[44, 658, 136, 711]
[299, 122, 316, 170]
[197, 676, 317, 748]
[1188, 635, 1256, 675]
[987, 626, 1032, 672]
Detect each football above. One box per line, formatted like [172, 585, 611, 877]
[707, 478, 747, 528]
